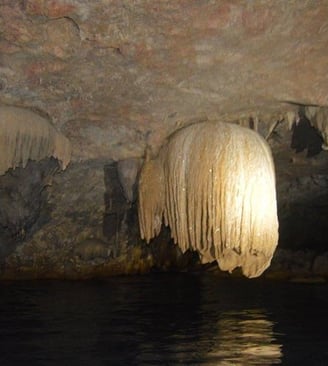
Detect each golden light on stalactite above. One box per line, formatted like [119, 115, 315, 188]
[138, 121, 279, 278]
[0, 106, 71, 175]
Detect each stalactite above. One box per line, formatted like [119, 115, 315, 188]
[304, 106, 328, 150]
[138, 121, 279, 278]
[0, 106, 71, 175]
[138, 156, 165, 241]
[117, 158, 142, 203]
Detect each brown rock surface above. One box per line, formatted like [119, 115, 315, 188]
[0, 0, 328, 278]
[1, 0, 328, 160]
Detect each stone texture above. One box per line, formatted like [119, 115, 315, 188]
[1, 0, 328, 278]
[1, 1, 328, 160]
[117, 157, 142, 203]
[1, 159, 199, 279]
[0, 158, 59, 261]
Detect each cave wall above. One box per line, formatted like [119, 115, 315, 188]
[1, 120, 328, 280]
[0, 0, 328, 279]
[1, 158, 196, 279]
[1, 1, 328, 160]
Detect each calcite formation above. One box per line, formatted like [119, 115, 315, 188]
[138, 121, 279, 278]
[305, 106, 328, 150]
[0, 106, 71, 175]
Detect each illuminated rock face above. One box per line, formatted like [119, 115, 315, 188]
[139, 122, 279, 278]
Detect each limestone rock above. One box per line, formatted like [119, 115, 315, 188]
[1, 1, 328, 160]
[1, 1, 328, 279]
[74, 238, 112, 261]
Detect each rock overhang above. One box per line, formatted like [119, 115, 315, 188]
[0, 0, 327, 161]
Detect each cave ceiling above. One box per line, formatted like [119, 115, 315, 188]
[1, 0, 328, 161]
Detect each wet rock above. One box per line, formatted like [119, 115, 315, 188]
[289, 276, 326, 284]
[0, 158, 58, 243]
[312, 253, 328, 277]
[266, 249, 316, 279]
[277, 175, 328, 252]
[74, 238, 113, 261]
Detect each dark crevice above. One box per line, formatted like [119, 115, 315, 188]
[290, 110, 323, 157]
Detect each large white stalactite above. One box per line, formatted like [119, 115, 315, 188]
[138, 121, 279, 278]
[0, 106, 71, 175]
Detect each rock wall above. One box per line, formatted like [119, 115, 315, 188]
[1, 158, 197, 279]
[1, 1, 328, 161]
[0, 114, 327, 280]
[0, 0, 328, 279]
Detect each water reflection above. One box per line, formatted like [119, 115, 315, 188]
[205, 309, 282, 365]
[1, 276, 328, 365]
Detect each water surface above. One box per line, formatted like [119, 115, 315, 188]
[0, 273, 327, 365]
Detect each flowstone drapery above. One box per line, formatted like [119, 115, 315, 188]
[138, 121, 279, 278]
[0, 106, 71, 175]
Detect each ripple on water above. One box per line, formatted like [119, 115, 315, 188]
[0, 274, 327, 365]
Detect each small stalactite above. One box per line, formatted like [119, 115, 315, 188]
[0, 106, 71, 175]
[103, 162, 138, 256]
[304, 106, 328, 150]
